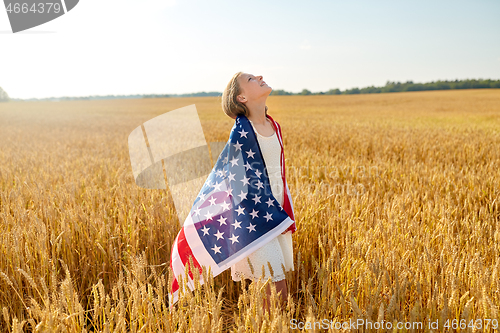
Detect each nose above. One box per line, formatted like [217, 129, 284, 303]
[257, 75, 263, 81]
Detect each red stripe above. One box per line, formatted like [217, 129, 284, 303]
[268, 115, 286, 201]
[267, 114, 296, 233]
[177, 227, 203, 280]
[170, 238, 180, 293]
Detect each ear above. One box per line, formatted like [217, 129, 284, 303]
[237, 95, 246, 103]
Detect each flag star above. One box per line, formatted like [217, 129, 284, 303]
[213, 181, 222, 191]
[256, 179, 264, 190]
[222, 168, 227, 177]
[247, 223, 256, 233]
[240, 175, 250, 186]
[211, 244, 221, 254]
[235, 206, 245, 216]
[237, 190, 248, 201]
[198, 192, 206, 200]
[216, 169, 223, 177]
[223, 156, 229, 164]
[266, 197, 275, 207]
[244, 161, 252, 171]
[252, 194, 261, 205]
[225, 187, 233, 197]
[238, 129, 248, 138]
[229, 234, 239, 244]
[208, 196, 217, 206]
[218, 216, 227, 226]
[264, 212, 273, 222]
[193, 207, 201, 216]
[246, 149, 256, 159]
[214, 230, 224, 240]
[220, 200, 230, 211]
[254, 169, 262, 178]
[201, 225, 210, 236]
[233, 141, 243, 152]
[227, 172, 236, 182]
[204, 210, 214, 221]
[230, 157, 239, 167]
[232, 220, 242, 229]
[249, 209, 259, 219]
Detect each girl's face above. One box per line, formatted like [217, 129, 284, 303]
[237, 73, 272, 102]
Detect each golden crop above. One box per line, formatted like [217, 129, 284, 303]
[0, 89, 499, 332]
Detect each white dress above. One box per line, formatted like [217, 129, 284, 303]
[230, 118, 294, 283]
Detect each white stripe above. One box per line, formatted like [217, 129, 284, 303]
[270, 119, 294, 225]
[282, 156, 285, 177]
[271, 119, 286, 190]
[170, 234, 195, 293]
[183, 214, 221, 275]
[276, 121, 287, 212]
[183, 203, 294, 274]
[168, 290, 179, 308]
[169, 230, 203, 307]
[274, 120, 284, 147]
[277, 123, 284, 147]
[274, 121, 285, 178]
[217, 216, 294, 269]
[170, 235, 185, 280]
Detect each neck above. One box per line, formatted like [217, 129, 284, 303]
[246, 99, 268, 125]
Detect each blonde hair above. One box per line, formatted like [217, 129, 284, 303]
[221, 71, 268, 119]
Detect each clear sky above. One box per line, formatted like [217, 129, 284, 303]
[1, 0, 499, 99]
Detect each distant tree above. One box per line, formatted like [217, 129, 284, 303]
[270, 89, 292, 96]
[360, 86, 382, 94]
[299, 89, 311, 95]
[325, 88, 341, 95]
[0, 86, 9, 102]
[344, 87, 360, 94]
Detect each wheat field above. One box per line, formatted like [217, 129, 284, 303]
[0, 89, 499, 332]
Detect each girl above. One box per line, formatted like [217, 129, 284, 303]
[221, 72, 295, 312]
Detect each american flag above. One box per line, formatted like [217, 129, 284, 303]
[169, 113, 296, 305]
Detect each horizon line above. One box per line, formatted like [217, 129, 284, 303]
[4, 77, 500, 101]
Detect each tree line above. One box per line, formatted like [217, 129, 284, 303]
[2, 79, 500, 102]
[271, 79, 500, 96]
[9, 91, 222, 102]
